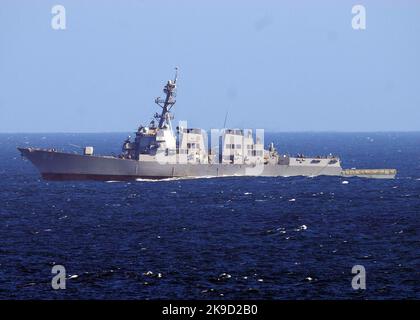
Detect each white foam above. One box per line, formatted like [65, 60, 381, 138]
[135, 175, 218, 182]
[295, 225, 308, 231]
[342, 180, 349, 184]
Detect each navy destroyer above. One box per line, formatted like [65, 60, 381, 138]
[18, 69, 396, 181]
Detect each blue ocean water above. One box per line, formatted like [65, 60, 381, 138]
[0, 132, 419, 299]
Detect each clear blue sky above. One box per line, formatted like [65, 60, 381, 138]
[0, 0, 419, 132]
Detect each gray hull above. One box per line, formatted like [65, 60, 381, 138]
[18, 148, 345, 181]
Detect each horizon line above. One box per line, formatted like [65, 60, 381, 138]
[1, 130, 420, 134]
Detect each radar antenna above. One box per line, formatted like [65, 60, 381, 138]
[174, 66, 178, 84]
[154, 67, 179, 128]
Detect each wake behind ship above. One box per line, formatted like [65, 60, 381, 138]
[18, 69, 397, 181]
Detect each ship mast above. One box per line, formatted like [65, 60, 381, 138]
[154, 67, 178, 129]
